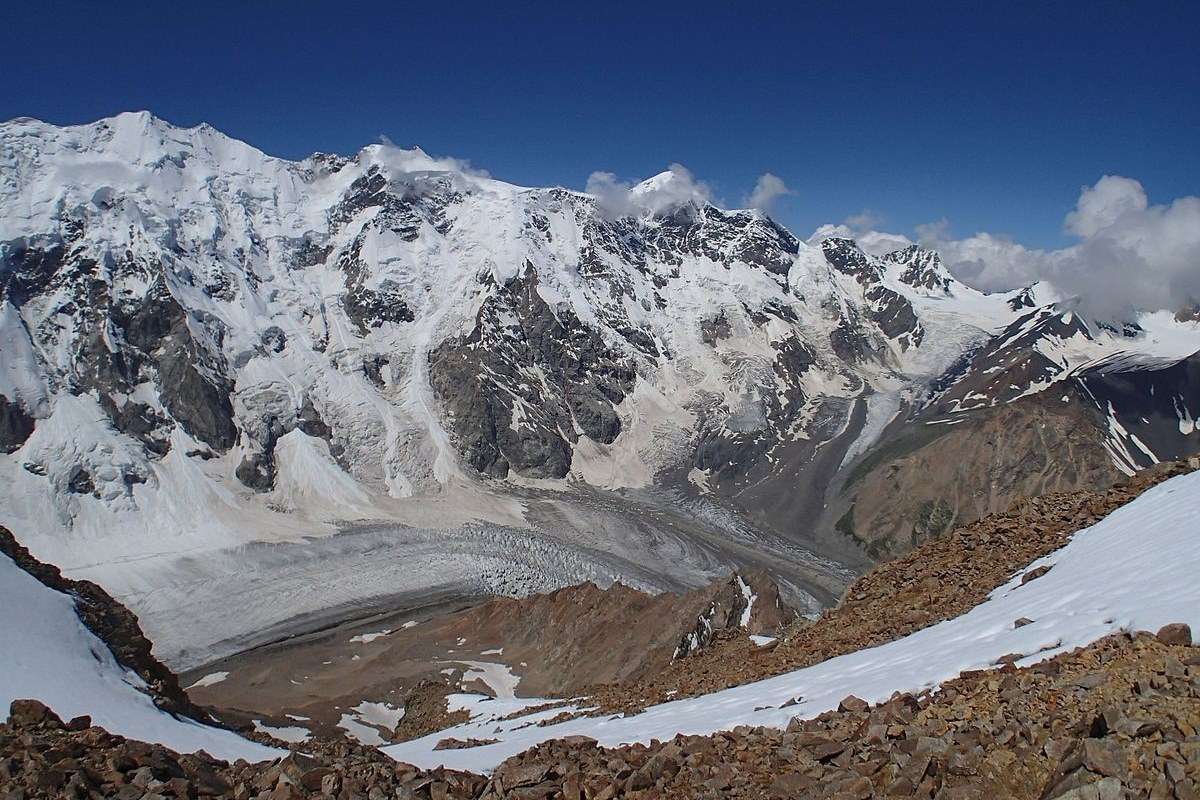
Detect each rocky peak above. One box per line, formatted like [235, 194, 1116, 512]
[1174, 301, 1200, 323]
[820, 237, 883, 285]
[1008, 285, 1038, 311]
[883, 244, 954, 293]
[674, 571, 792, 657]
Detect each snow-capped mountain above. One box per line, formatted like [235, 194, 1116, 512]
[0, 113, 1196, 658]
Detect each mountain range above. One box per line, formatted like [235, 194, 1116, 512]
[1, 112, 1197, 667]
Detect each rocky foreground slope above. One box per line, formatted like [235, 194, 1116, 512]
[3, 617, 1197, 800]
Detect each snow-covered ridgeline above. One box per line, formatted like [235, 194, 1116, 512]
[384, 468, 1200, 772]
[0, 553, 281, 762]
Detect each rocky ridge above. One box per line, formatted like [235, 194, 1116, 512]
[574, 460, 1197, 715]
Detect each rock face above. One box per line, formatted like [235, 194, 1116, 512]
[110, 284, 238, 452]
[429, 266, 635, 479]
[884, 243, 954, 293]
[0, 395, 34, 453]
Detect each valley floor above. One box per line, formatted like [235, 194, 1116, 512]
[123, 483, 853, 672]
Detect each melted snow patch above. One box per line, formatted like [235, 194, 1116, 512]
[337, 713, 387, 746]
[185, 671, 229, 690]
[253, 720, 310, 743]
[353, 701, 405, 730]
[735, 574, 756, 627]
[450, 660, 521, 699]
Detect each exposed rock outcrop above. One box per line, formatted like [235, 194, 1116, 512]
[0, 395, 34, 453]
[428, 265, 635, 479]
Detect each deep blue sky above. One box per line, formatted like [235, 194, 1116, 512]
[3, 1, 1197, 247]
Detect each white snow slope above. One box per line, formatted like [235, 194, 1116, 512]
[0, 552, 281, 762]
[384, 468, 1200, 772]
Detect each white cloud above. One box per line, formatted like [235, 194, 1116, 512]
[1064, 175, 1147, 238]
[844, 210, 882, 232]
[808, 213, 913, 256]
[373, 137, 490, 178]
[745, 173, 792, 212]
[916, 226, 1046, 291]
[857, 230, 915, 257]
[920, 176, 1200, 319]
[806, 222, 855, 244]
[585, 171, 637, 219]
[587, 163, 713, 219]
[812, 176, 1200, 321]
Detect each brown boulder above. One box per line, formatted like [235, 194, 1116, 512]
[838, 694, 870, 713]
[8, 699, 62, 728]
[1155, 622, 1193, 646]
[1021, 565, 1053, 585]
[1081, 738, 1125, 779]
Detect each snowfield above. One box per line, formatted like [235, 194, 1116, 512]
[384, 468, 1200, 772]
[0, 553, 281, 762]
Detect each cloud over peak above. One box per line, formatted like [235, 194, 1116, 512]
[813, 176, 1200, 321]
[586, 163, 713, 219]
[745, 173, 792, 212]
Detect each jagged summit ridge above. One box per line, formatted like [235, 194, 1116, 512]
[0, 113, 1194, 511]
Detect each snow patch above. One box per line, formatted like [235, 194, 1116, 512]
[350, 629, 392, 645]
[253, 720, 310, 743]
[185, 671, 229, 690]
